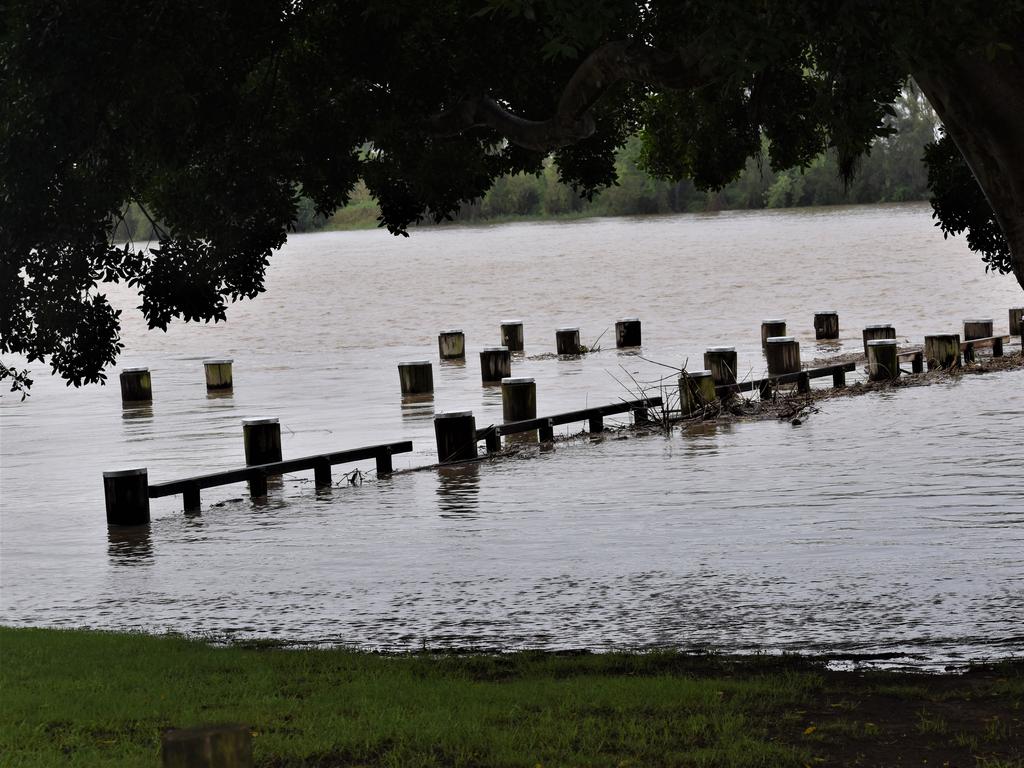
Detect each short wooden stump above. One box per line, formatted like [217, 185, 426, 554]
[243, 417, 282, 466]
[556, 327, 581, 355]
[398, 361, 433, 395]
[480, 346, 511, 384]
[765, 336, 801, 376]
[203, 359, 233, 391]
[434, 411, 478, 463]
[679, 370, 717, 415]
[703, 346, 738, 389]
[119, 367, 152, 402]
[760, 319, 786, 347]
[103, 468, 151, 527]
[161, 724, 253, 768]
[963, 318, 993, 341]
[615, 317, 641, 348]
[867, 339, 900, 381]
[924, 334, 962, 370]
[438, 329, 466, 360]
[500, 319, 525, 352]
[862, 324, 896, 357]
[813, 311, 839, 340]
[502, 377, 537, 423]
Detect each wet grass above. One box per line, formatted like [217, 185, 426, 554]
[1, 627, 1022, 767]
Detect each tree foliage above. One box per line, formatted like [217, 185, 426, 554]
[2, 0, 1021, 394]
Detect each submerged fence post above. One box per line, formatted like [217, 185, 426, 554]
[398, 361, 433, 395]
[502, 377, 537, 423]
[703, 347, 738, 391]
[615, 317, 642, 348]
[1010, 307, 1024, 337]
[479, 346, 511, 384]
[679, 370, 717, 415]
[556, 327, 581, 355]
[243, 417, 282, 466]
[103, 468, 151, 527]
[438, 329, 466, 360]
[761, 319, 786, 347]
[813, 311, 839, 340]
[765, 337, 801, 376]
[120, 368, 152, 403]
[867, 339, 900, 381]
[500, 319, 525, 352]
[434, 411, 478, 463]
[963, 318, 993, 341]
[924, 334, 961, 370]
[862, 325, 896, 357]
[203, 359, 233, 391]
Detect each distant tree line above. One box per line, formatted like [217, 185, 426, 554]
[114, 90, 938, 242]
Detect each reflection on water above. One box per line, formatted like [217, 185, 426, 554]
[2, 204, 1023, 665]
[107, 527, 153, 565]
[436, 463, 481, 517]
[400, 394, 435, 422]
[120, 404, 153, 420]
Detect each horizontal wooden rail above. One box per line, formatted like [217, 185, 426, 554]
[897, 349, 924, 374]
[961, 334, 1008, 362]
[716, 361, 856, 396]
[476, 397, 662, 449]
[148, 440, 413, 511]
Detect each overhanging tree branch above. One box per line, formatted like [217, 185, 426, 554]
[428, 39, 708, 152]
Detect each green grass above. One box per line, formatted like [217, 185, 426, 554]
[1, 627, 1022, 767]
[0, 628, 813, 767]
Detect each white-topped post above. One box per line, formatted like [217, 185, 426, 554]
[679, 370, 717, 415]
[924, 334, 962, 370]
[103, 468, 151, 526]
[963, 318, 994, 341]
[760, 319, 786, 347]
[765, 336, 801, 375]
[438, 329, 466, 360]
[119, 367, 152, 402]
[814, 311, 839, 340]
[867, 339, 900, 381]
[479, 346, 511, 384]
[862, 324, 896, 357]
[502, 376, 537, 424]
[242, 417, 282, 466]
[434, 411, 478, 463]
[703, 346, 738, 390]
[556, 327, 581, 355]
[398, 361, 433, 395]
[500, 319, 525, 352]
[203, 359, 233, 391]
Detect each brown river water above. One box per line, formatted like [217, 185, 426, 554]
[1, 202, 1022, 666]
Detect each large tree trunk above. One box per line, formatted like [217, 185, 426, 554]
[911, 48, 1024, 292]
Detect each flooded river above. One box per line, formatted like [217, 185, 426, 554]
[1, 203, 1022, 666]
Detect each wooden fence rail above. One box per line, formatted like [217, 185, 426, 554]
[961, 334, 1008, 362]
[150, 441, 413, 510]
[715, 361, 856, 397]
[105, 441, 413, 525]
[475, 397, 663, 452]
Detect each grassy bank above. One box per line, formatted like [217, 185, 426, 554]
[1, 627, 1021, 767]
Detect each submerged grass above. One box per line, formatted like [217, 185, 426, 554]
[1, 627, 1021, 767]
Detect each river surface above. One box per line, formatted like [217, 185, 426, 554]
[1, 203, 1022, 667]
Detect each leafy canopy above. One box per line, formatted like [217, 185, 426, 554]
[1, 0, 1019, 393]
